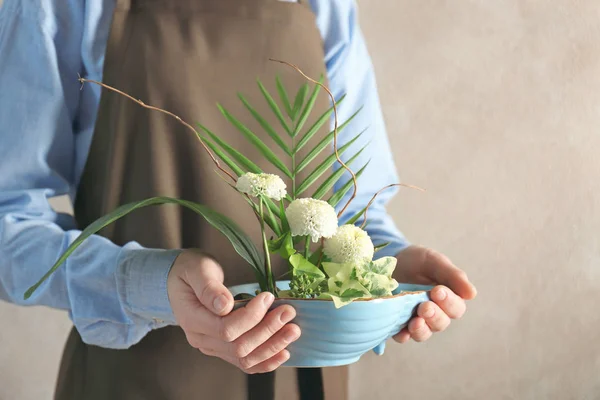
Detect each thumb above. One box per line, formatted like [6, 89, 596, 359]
[184, 253, 234, 316]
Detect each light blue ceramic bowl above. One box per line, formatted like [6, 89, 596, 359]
[229, 280, 432, 367]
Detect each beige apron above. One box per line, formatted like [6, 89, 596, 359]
[54, 0, 348, 398]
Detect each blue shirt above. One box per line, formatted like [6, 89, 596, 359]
[0, 0, 407, 349]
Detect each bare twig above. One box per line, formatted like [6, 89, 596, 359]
[268, 59, 358, 218]
[78, 75, 237, 183]
[360, 183, 426, 229]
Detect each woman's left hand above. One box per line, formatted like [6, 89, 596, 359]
[392, 245, 477, 343]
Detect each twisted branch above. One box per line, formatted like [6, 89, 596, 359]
[360, 183, 426, 229]
[78, 75, 237, 183]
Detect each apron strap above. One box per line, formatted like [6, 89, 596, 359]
[247, 368, 324, 400]
[297, 368, 325, 400]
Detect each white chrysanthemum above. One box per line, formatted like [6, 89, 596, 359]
[323, 225, 375, 263]
[285, 198, 338, 242]
[236, 172, 287, 201]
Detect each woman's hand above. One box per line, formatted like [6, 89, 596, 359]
[167, 249, 300, 373]
[392, 245, 477, 343]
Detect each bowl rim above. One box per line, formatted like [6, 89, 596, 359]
[231, 286, 429, 306]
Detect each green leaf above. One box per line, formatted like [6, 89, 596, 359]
[217, 104, 293, 178]
[374, 242, 391, 253]
[295, 134, 366, 196]
[268, 232, 296, 259]
[295, 122, 364, 176]
[363, 273, 399, 297]
[364, 256, 398, 278]
[221, 180, 281, 235]
[199, 134, 245, 177]
[308, 146, 365, 201]
[238, 94, 291, 156]
[340, 288, 368, 298]
[291, 83, 309, 121]
[258, 80, 291, 136]
[294, 98, 355, 154]
[289, 254, 325, 279]
[275, 75, 293, 118]
[197, 123, 262, 174]
[325, 280, 370, 309]
[279, 199, 290, 232]
[327, 161, 369, 207]
[294, 76, 324, 136]
[25, 197, 266, 299]
[264, 197, 282, 237]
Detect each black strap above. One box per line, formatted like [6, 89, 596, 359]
[247, 372, 275, 400]
[297, 368, 325, 400]
[246, 368, 324, 400]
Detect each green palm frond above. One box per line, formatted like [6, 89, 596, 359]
[217, 104, 293, 178]
[328, 162, 370, 207]
[257, 80, 291, 136]
[295, 134, 366, 196]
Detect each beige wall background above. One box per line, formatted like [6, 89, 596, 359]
[1, 1, 599, 399]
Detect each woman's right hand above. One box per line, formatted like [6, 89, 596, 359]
[167, 249, 300, 373]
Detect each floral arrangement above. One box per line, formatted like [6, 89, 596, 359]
[25, 60, 421, 308]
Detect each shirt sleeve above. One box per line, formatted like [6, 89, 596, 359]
[310, 0, 410, 257]
[0, 0, 180, 349]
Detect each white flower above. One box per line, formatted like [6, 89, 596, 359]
[285, 198, 338, 242]
[323, 225, 374, 263]
[236, 172, 287, 201]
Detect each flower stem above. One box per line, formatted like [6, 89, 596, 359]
[304, 237, 311, 260]
[259, 198, 275, 294]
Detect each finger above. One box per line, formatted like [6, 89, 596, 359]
[392, 327, 411, 344]
[186, 305, 296, 358]
[184, 291, 273, 338]
[245, 350, 291, 374]
[186, 256, 234, 316]
[216, 292, 275, 342]
[185, 332, 221, 356]
[423, 250, 477, 300]
[430, 285, 467, 319]
[417, 301, 451, 333]
[232, 305, 297, 358]
[239, 324, 300, 370]
[407, 317, 432, 342]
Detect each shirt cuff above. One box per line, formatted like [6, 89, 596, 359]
[116, 246, 183, 326]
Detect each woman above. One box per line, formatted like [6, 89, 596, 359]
[0, 0, 476, 398]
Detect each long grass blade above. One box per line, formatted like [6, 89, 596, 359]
[25, 197, 266, 299]
[218, 104, 292, 178]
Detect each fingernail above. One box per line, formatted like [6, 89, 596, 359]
[434, 288, 447, 301]
[213, 295, 228, 313]
[263, 292, 274, 305]
[422, 305, 435, 318]
[284, 329, 299, 343]
[280, 309, 296, 323]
